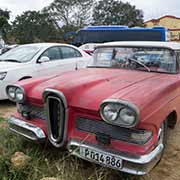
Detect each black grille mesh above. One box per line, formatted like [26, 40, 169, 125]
[18, 104, 46, 120]
[47, 97, 65, 140]
[76, 117, 147, 144]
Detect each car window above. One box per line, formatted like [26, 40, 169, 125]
[176, 52, 180, 69]
[90, 47, 177, 74]
[60, 46, 82, 59]
[177, 52, 180, 63]
[41, 47, 62, 60]
[0, 45, 40, 62]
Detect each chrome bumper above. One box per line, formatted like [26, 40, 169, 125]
[67, 140, 164, 175]
[8, 116, 46, 141]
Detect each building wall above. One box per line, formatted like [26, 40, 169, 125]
[145, 15, 180, 41]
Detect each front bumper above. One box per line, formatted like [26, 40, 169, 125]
[67, 140, 164, 175]
[8, 116, 46, 141]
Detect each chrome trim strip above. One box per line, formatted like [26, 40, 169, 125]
[43, 88, 68, 148]
[43, 88, 68, 108]
[67, 140, 164, 175]
[100, 98, 140, 128]
[8, 116, 46, 141]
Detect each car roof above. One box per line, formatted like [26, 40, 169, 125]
[96, 41, 180, 50]
[19, 43, 76, 49]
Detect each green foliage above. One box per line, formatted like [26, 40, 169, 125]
[45, 0, 94, 39]
[0, 9, 10, 20]
[11, 11, 60, 44]
[47, 0, 94, 26]
[92, 0, 144, 27]
[0, 9, 11, 40]
[0, 117, 4, 122]
[0, 16, 8, 28]
[6, 0, 145, 44]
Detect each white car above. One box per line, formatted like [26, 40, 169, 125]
[0, 43, 91, 100]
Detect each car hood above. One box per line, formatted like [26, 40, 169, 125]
[0, 61, 24, 71]
[23, 68, 178, 113]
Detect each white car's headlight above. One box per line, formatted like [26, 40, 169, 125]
[100, 99, 139, 128]
[0, 72, 7, 80]
[6, 85, 25, 103]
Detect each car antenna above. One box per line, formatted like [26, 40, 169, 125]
[75, 61, 78, 70]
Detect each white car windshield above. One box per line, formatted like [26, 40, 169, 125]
[89, 47, 176, 74]
[0, 45, 40, 63]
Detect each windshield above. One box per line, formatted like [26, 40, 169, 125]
[89, 47, 176, 74]
[0, 45, 40, 63]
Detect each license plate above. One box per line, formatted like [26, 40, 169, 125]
[79, 146, 123, 169]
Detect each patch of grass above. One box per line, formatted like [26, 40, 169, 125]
[0, 117, 140, 180]
[0, 117, 4, 122]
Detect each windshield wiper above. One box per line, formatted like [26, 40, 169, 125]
[0, 59, 21, 63]
[128, 58, 150, 72]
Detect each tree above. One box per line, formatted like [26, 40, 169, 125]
[0, 9, 11, 40]
[0, 16, 8, 28]
[12, 11, 59, 44]
[0, 8, 10, 19]
[46, 0, 94, 30]
[93, 0, 144, 27]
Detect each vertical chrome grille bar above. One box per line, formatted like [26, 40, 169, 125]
[43, 88, 68, 148]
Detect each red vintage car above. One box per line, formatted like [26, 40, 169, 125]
[7, 41, 180, 175]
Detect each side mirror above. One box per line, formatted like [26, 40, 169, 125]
[38, 56, 50, 63]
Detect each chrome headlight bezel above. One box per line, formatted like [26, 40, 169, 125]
[0, 72, 7, 80]
[100, 99, 140, 128]
[6, 85, 26, 103]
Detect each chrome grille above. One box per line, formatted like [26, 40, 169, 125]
[44, 89, 68, 148]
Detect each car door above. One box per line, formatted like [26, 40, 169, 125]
[36, 46, 86, 77]
[59, 46, 88, 70]
[36, 46, 64, 76]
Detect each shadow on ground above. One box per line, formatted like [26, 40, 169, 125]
[0, 100, 16, 118]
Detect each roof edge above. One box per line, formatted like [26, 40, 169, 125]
[144, 15, 180, 24]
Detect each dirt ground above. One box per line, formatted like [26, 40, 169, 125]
[0, 101, 180, 180]
[0, 100, 16, 118]
[142, 125, 180, 180]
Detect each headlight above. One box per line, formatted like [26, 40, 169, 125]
[0, 72, 7, 80]
[100, 99, 139, 128]
[119, 108, 136, 126]
[6, 85, 25, 103]
[15, 88, 24, 102]
[7, 86, 16, 99]
[103, 103, 119, 121]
